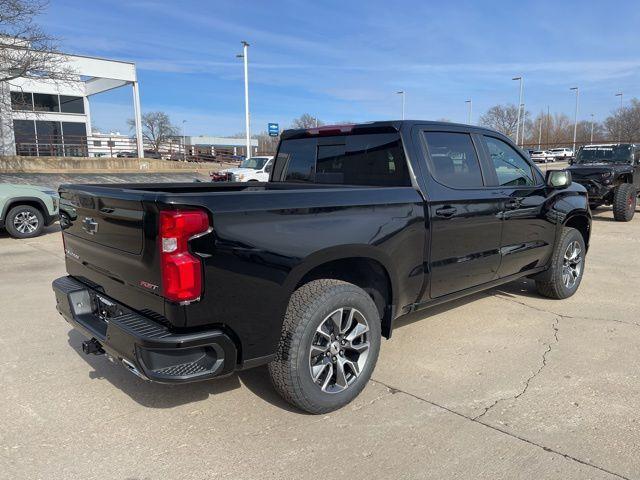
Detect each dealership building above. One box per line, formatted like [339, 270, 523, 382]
[0, 50, 144, 157]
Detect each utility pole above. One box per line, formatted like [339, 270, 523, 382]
[237, 41, 251, 158]
[396, 91, 405, 120]
[512, 76, 523, 145]
[590, 113, 594, 143]
[538, 115, 542, 150]
[570, 87, 579, 152]
[615, 92, 623, 142]
[465, 99, 472, 124]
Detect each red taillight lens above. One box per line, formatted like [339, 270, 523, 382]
[159, 209, 210, 303]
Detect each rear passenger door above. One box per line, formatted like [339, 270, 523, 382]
[416, 128, 503, 299]
[479, 135, 556, 279]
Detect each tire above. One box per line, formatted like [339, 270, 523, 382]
[612, 183, 636, 222]
[5, 205, 44, 239]
[268, 279, 381, 414]
[535, 227, 585, 299]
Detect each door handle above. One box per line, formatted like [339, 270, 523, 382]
[435, 206, 457, 218]
[504, 199, 521, 210]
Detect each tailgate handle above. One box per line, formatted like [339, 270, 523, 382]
[435, 206, 457, 218]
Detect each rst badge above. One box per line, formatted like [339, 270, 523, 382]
[140, 280, 159, 291]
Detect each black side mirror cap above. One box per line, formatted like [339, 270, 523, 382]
[546, 169, 572, 189]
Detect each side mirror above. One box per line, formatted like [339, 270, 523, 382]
[546, 169, 572, 189]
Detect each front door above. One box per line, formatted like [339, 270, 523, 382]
[417, 129, 503, 298]
[479, 135, 556, 278]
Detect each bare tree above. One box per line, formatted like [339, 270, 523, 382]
[0, 0, 74, 84]
[128, 112, 178, 153]
[255, 131, 279, 155]
[291, 114, 324, 129]
[479, 104, 525, 139]
[604, 98, 640, 142]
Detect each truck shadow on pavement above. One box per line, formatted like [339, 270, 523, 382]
[66, 329, 307, 414]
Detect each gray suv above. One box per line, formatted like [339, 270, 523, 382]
[0, 184, 60, 238]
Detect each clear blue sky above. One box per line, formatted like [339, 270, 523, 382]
[42, 0, 640, 136]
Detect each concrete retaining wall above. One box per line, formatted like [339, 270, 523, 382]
[0, 156, 217, 173]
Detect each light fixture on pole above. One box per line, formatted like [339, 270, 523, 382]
[236, 41, 251, 158]
[465, 99, 472, 124]
[615, 92, 623, 142]
[570, 87, 579, 152]
[512, 76, 524, 146]
[181, 120, 187, 159]
[396, 91, 405, 120]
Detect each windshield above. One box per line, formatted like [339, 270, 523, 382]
[240, 157, 269, 169]
[575, 145, 633, 164]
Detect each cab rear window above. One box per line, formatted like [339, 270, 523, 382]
[272, 133, 411, 186]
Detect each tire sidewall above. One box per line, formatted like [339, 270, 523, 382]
[292, 286, 381, 411]
[6, 205, 44, 239]
[553, 229, 586, 297]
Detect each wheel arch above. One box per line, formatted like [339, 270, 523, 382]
[2, 197, 48, 221]
[285, 246, 398, 338]
[563, 212, 591, 251]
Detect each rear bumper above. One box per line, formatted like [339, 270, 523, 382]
[52, 276, 237, 383]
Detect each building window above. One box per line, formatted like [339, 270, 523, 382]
[61, 122, 87, 144]
[10, 91, 33, 111]
[93, 140, 102, 147]
[60, 95, 85, 114]
[13, 120, 37, 156]
[33, 93, 60, 112]
[107, 140, 115, 147]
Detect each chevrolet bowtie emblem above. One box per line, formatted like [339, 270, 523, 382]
[82, 217, 99, 235]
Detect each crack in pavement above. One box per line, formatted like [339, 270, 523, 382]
[369, 377, 630, 480]
[494, 293, 640, 329]
[473, 316, 559, 421]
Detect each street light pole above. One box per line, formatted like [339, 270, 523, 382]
[590, 113, 594, 143]
[512, 76, 523, 146]
[237, 41, 251, 158]
[465, 99, 472, 124]
[615, 92, 623, 142]
[181, 120, 187, 159]
[570, 87, 579, 152]
[395, 91, 405, 120]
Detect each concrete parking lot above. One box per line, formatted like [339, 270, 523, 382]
[2, 202, 639, 479]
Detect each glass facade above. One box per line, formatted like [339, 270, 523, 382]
[10, 91, 84, 114]
[12, 119, 87, 157]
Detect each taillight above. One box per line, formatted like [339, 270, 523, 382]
[159, 209, 210, 303]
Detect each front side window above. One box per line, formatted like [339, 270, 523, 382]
[423, 131, 484, 188]
[275, 138, 316, 182]
[240, 157, 269, 170]
[484, 136, 535, 186]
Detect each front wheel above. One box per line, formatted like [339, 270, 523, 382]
[269, 279, 381, 414]
[612, 183, 636, 222]
[5, 205, 44, 239]
[535, 227, 585, 299]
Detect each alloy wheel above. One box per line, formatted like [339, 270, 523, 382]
[13, 210, 39, 234]
[562, 240, 583, 289]
[308, 307, 370, 393]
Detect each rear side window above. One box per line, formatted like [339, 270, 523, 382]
[273, 133, 410, 186]
[423, 132, 484, 188]
[483, 136, 536, 186]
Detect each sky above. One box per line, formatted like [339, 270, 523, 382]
[40, 0, 640, 136]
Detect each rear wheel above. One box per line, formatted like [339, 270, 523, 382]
[5, 205, 44, 239]
[536, 227, 585, 299]
[269, 279, 381, 414]
[612, 183, 636, 222]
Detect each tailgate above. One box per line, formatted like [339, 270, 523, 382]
[60, 188, 144, 254]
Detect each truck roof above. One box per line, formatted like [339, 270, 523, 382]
[280, 120, 503, 140]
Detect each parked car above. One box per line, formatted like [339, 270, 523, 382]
[530, 150, 556, 163]
[116, 151, 136, 158]
[0, 184, 59, 238]
[143, 150, 162, 159]
[548, 147, 574, 161]
[213, 156, 274, 182]
[569, 143, 640, 221]
[53, 121, 590, 414]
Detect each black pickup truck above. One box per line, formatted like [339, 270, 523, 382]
[569, 143, 639, 221]
[53, 121, 591, 413]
